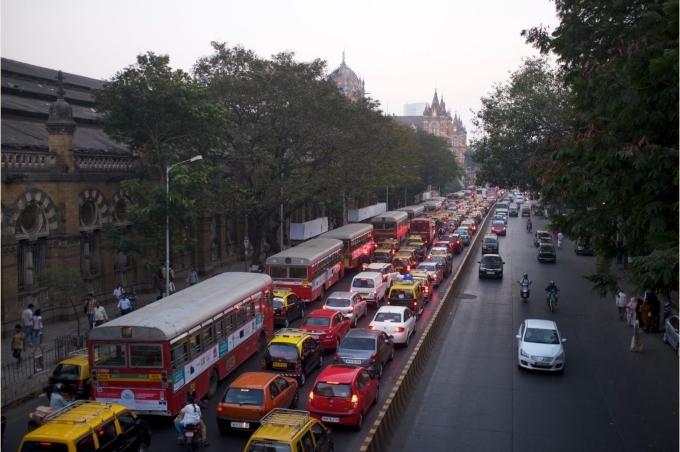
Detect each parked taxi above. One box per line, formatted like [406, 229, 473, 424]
[263, 329, 323, 385]
[243, 409, 333, 452]
[47, 351, 90, 401]
[217, 372, 299, 433]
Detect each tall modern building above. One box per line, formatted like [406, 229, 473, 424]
[403, 102, 428, 116]
[394, 90, 467, 165]
[329, 52, 365, 101]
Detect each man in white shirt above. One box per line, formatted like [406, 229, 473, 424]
[21, 304, 34, 346]
[113, 284, 124, 301]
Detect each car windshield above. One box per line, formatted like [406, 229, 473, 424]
[482, 256, 502, 265]
[484, 238, 497, 244]
[341, 336, 376, 350]
[492, 221, 504, 227]
[523, 328, 560, 344]
[267, 344, 298, 361]
[373, 251, 392, 261]
[272, 298, 285, 309]
[303, 316, 330, 327]
[19, 443, 69, 452]
[393, 259, 408, 266]
[352, 278, 374, 288]
[539, 246, 554, 253]
[374, 312, 402, 322]
[417, 263, 436, 271]
[315, 382, 352, 398]
[51, 363, 81, 381]
[325, 298, 351, 307]
[389, 289, 413, 300]
[224, 387, 264, 405]
[247, 442, 292, 452]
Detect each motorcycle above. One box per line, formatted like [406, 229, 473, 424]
[546, 291, 558, 312]
[181, 423, 203, 451]
[518, 281, 531, 301]
[27, 405, 54, 431]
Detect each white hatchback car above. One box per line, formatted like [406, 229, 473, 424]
[323, 291, 367, 328]
[369, 305, 416, 346]
[516, 319, 566, 373]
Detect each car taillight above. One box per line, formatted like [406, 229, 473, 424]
[368, 325, 376, 330]
[350, 394, 359, 408]
[217, 405, 223, 413]
[406, 265, 410, 272]
[348, 306, 354, 312]
[370, 352, 377, 363]
[395, 327, 405, 333]
[309, 391, 314, 400]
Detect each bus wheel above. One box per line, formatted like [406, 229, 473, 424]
[206, 369, 219, 399]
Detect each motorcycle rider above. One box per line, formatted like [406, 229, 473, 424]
[545, 280, 560, 304]
[518, 273, 532, 299]
[174, 391, 208, 446]
[49, 383, 68, 410]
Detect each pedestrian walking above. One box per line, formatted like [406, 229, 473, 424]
[630, 320, 644, 352]
[615, 289, 627, 320]
[21, 303, 34, 346]
[625, 296, 638, 326]
[31, 309, 43, 346]
[93, 302, 108, 326]
[557, 232, 564, 249]
[84, 293, 97, 330]
[640, 298, 652, 332]
[11, 324, 26, 367]
[117, 294, 132, 316]
[186, 267, 199, 286]
[646, 290, 660, 332]
[113, 284, 124, 301]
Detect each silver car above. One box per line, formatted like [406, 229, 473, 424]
[323, 291, 367, 328]
[516, 319, 566, 373]
[663, 315, 679, 353]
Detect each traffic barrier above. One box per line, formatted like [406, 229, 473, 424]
[360, 202, 495, 452]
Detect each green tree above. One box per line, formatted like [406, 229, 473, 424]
[524, 0, 679, 295]
[40, 268, 84, 337]
[469, 58, 573, 189]
[414, 129, 463, 191]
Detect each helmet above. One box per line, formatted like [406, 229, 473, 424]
[523, 273, 528, 278]
[53, 383, 64, 392]
[550, 280, 555, 285]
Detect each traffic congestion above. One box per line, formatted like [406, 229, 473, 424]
[10, 187, 530, 452]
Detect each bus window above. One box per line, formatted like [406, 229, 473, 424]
[224, 314, 234, 335]
[171, 341, 188, 368]
[130, 344, 163, 368]
[289, 267, 307, 279]
[203, 326, 214, 348]
[189, 333, 201, 356]
[215, 319, 224, 340]
[93, 343, 126, 367]
[268, 266, 288, 278]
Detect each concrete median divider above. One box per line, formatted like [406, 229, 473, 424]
[359, 203, 495, 452]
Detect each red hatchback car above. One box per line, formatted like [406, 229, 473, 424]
[308, 364, 379, 430]
[491, 220, 507, 236]
[299, 309, 351, 351]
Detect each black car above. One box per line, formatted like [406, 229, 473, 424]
[334, 329, 395, 379]
[481, 235, 499, 254]
[574, 238, 594, 256]
[538, 244, 557, 263]
[478, 254, 505, 279]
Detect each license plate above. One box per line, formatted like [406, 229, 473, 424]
[230, 421, 250, 429]
[272, 362, 288, 368]
[487, 270, 495, 274]
[344, 359, 361, 364]
[185, 432, 194, 438]
[321, 416, 340, 423]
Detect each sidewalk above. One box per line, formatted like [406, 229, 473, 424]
[1, 260, 250, 368]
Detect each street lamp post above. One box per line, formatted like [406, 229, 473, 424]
[165, 155, 203, 298]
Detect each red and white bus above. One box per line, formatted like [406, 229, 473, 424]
[397, 205, 425, 220]
[87, 272, 273, 416]
[370, 211, 409, 243]
[410, 217, 436, 245]
[319, 223, 375, 270]
[421, 199, 445, 214]
[265, 238, 344, 303]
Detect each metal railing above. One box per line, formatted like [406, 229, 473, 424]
[1, 334, 86, 406]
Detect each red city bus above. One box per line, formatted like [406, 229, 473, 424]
[265, 238, 344, 303]
[370, 211, 409, 244]
[397, 205, 425, 220]
[87, 272, 273, 416]
[410, 217, 436, 245]
[319, 223, 375, 270]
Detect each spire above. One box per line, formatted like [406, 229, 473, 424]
[342, 50, 346, 65]
[432, 89, 439, 107]
[57, 70, 65, 98]
[47, 70, 76, 134]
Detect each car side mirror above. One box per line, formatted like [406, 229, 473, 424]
[561, 338, 567, 343]
[502, 262, 506, 265]
[477, 261, 480, 264]
[515, 334, 521, 339]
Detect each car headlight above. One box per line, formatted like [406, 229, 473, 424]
[519, 348, 529, 358]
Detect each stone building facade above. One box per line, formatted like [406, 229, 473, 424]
[329, 53, 365, 102]
[394, 90, 467, 166]
[0, 59, 248, 327]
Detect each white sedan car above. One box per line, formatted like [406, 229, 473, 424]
[516, 319, 566, 373]
[369, 306, 416, 346]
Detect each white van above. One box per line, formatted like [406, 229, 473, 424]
[350, 272, 389, 307]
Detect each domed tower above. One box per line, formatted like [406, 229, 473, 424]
[329, 52, 365, 102]
[46, 70, 77, 172]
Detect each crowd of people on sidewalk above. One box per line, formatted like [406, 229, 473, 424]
[618, 288, 674, 352]
[11, 303, 44, 367]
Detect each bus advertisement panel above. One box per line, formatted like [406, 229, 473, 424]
[265, 238, 344, 303]
[87, 272, 274, 416]
[370, 211, 409, 243]
[319, 223, 375, 270]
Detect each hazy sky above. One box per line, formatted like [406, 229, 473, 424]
[2, 0, 558, 134]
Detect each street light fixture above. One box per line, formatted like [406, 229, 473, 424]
[165, 155, 203, 298]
